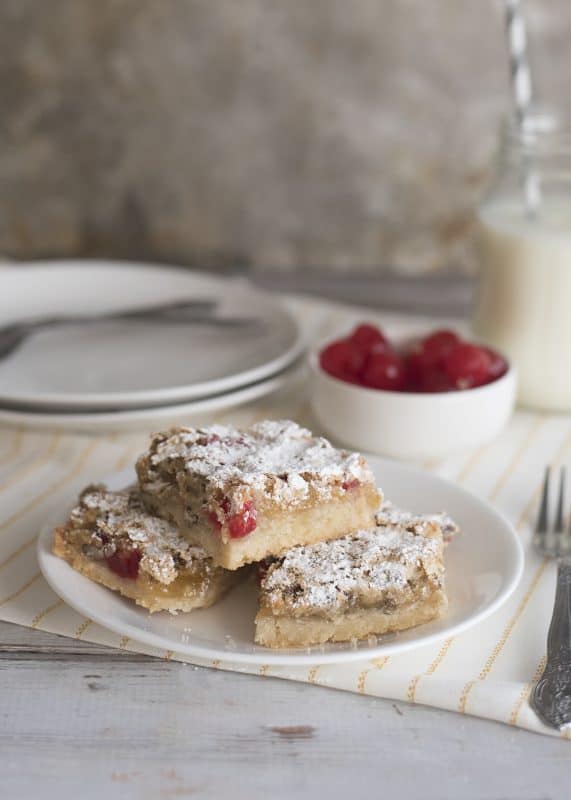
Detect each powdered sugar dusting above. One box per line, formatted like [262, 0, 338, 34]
[139, 420, 375, 507]
[261, 524, 443, 615]
[376, 501, 460, 542]
[68, 485, 213, 585]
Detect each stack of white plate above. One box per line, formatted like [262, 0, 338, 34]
[0, 261, 305, 432]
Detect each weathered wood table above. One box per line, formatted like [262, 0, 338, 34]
[3, 618, 570, 800]
[2, 274, 570, 799]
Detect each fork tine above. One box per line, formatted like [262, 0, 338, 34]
[536, 466, 551, 534]
[555, 467, 567, 557]
[555, 467, 566, 533]
[560, 467, 571, 557]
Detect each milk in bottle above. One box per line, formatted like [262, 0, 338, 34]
[473, 116, 571, 411]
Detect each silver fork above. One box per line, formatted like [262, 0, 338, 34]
[0, 299, 261, 361]
[529, 466, 571, 730]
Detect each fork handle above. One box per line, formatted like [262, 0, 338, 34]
[530, 560, 571, 730]
[0, 300, 217, 335]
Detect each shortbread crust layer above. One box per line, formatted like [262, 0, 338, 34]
[148, 487, 380, 570]
[53, 534, 236, 613]
[255, 591, 447, 648]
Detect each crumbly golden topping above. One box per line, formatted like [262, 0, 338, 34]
[64, 484, 214, 585]
[375, 501, 460, 542]
[260, 522, 444, 617]
[136, 420, 377, 512]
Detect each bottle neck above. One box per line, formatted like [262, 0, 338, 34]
[487, 112, 571, 216]
[499, 112, 571, 173]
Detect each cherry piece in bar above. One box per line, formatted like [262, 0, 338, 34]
[106, 549, 141, 580]
[227, 500, 258, 539]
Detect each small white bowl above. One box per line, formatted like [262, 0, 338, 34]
[309, 347, 517, 461]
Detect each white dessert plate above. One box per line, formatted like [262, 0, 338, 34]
[0, 362, 302, 433]
[37, 456, 524, 666]
[0, 261, 304, 410]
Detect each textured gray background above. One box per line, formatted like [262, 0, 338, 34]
[0, 0, 569, 274]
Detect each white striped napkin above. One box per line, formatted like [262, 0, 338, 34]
[0, 294, 568, 739]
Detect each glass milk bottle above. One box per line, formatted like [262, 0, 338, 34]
[473, 113, 571, 411]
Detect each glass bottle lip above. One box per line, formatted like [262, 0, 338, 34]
[502, 109, 571, 157]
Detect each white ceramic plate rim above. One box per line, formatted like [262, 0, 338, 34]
[0, 261, 305, 409]
[37, 458, 524, 666]
[0, 363, 302, 433]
